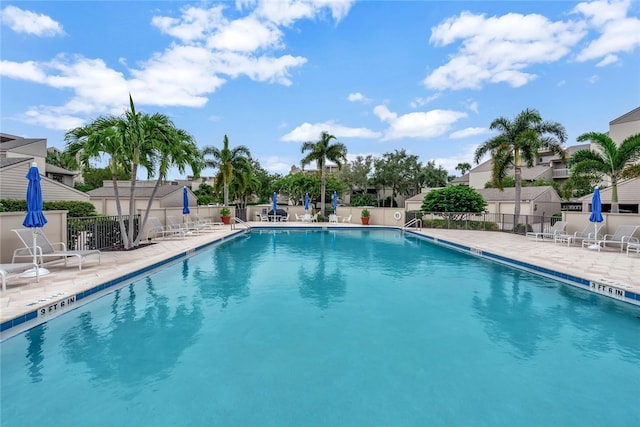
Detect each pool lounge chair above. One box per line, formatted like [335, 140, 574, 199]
[526, 221, 567, 241]
[167, 215, 199, 235]
[147, 217, 185, 240]
[0, 263, 39, 292]
[341, 215, 352, 223]
[194, 214, 224, 230]
[582, 224, 639, 252]
[12, 229, 101, 271]
[555, 223, 603, 246]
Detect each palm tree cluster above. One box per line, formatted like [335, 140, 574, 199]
[65, 95, 202, 249]
[569, 132, 640, 213]
[474, 108, 567, 225]
[62, 95, 638, 234]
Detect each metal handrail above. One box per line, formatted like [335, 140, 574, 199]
[403, 217, 422, 231]
[232, 217, 251, 231]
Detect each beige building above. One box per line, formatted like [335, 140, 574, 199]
[405, 186, 561, 217]
[87, 180, 197, 216]
[0, 133, 89, 203]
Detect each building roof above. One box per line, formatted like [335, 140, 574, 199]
[87, 184, 183, 199]
[610, 106, 640, 125]
[0, 133, 45, 150]
[0, 157, 31, 169]
[45, 163, 76, 176]
[449, 174, 469, 184]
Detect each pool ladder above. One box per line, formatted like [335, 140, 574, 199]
[232, 217, 251, 232]
[402, 217, 422, 231]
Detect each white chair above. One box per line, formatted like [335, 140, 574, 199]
[281, 214, 290, 222]
[526, 221, 567, 241]
[167, 215, 199, 235]
[329, 214, 338, 223]
[555, 223, 603, 246]
[147, 217, 185, 240]
[341, 215, 352, 223]
[12, 229, 101, 271]
[583, 225, 639, 252]
[0, 263, 39, 292]
[194, 214, 224, 230]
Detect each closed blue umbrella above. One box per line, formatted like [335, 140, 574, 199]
[272, 192, 277, 221]
[22, 162, 49, 276]
[304, 193, 310, 211]
[588, 186, 604, 249]
[332, 191, 337, 213]
[182, 186, 190, 215]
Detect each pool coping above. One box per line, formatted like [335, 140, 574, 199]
[2, 226, 638, 341]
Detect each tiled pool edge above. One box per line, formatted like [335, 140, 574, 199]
[404, 230, 640, 307]
[0, 230, 247, 340]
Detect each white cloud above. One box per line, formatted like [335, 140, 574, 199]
[424, 11, 585, 90]
[410, 94, 441, 108]
[449, 127, 490, 139]
[373, 106, 467, 140]
[1, 5, 64, 37]
[3, 1, 349, 131]
[573, 0, 640, 64]
[260, 155, 293, 175]
[596, 53, 619, 66]
[281, 121, 382, 142]
[347, 92, 372, 103]
[588, 74, 600, 83]
[431, 144, 480, 175]
[466, 100, 479, 113]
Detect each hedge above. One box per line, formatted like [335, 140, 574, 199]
[0, 199, 98, 218]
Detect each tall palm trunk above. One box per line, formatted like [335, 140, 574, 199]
[320, 167, 327, 216]
[134, 175, 163, 246]
[112, 174, 130, 248]
[126, 162, 139, 249]
[224, 184, 230, 207]
[514, 166, 522, 227]
[610, 177, 619, 213]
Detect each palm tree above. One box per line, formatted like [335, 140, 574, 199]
[455, 162, 472, 175]
[301, 131, 348, 217]
[202, 135, 251, 207]
[134, 126, 203, 246]
[66, 116, 132, 247]
[570, 132, 640, 213]
[66, 95, 195, 248]
[474, 108, 567, 225]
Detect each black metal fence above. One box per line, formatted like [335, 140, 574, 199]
[406, 211, 562, 235]
[67, 215, 140, 250]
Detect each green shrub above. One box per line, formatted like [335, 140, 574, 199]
[0, 199, 98, 217]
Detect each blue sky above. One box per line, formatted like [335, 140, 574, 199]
[2, 0, 639, 179]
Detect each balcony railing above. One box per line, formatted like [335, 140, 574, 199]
[552, 168, 569, 178]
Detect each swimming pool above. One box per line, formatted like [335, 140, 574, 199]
[1, 229, 639, 426]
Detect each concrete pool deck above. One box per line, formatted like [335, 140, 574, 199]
[1, 222, 638, 337]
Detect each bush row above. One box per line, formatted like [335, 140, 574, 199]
[0, 199, 98, 218]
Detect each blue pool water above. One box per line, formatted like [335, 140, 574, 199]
[1, 229, 639, 426]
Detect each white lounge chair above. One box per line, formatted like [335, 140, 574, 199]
[0, 263, 39, 292]
[167, 215, 199, 235]
[147, 217, 185, 240]
[341, 215, 352, 223]
[526, 221, 567, 241]
[12, 228, 101, 271]
[582, 224, 639, 252]
[194, 214, 224, 230]
[555, 223, 603, 246]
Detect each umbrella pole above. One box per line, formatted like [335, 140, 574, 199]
[22, 229, 50, 277]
